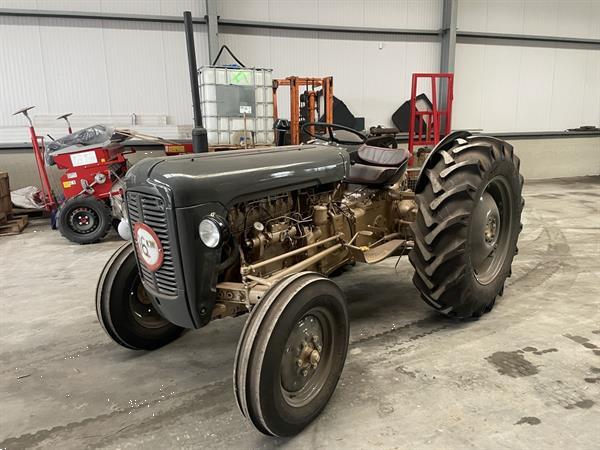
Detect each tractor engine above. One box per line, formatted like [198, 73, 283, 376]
[225, 182, 417, 281]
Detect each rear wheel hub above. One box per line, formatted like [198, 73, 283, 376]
[471, 178, 513, 285]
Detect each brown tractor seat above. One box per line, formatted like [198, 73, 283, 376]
[345, 145, 410, 186]
[357, 144, 409, 167]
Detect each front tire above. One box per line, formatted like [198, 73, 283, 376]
[58, 196, 112, 244]
[96, 243, 184, 350]
[234, 272, 349, 437]
[409, 134, 524, 318]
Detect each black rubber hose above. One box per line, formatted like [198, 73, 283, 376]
[218, 237, 240, 272]
[212, 45, 246, 67]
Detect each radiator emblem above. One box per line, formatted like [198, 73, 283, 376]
[133, 223, 164, 272]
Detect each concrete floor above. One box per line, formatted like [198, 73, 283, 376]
[1, 177, 599, 449]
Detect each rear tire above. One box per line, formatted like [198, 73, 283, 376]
[96, 243, 184, 350]
[234, 272, 349, 437]
[409, 135, 524, 318]
[58, 196, 112, 244]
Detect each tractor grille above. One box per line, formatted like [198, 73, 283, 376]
[126, 192, 178, 296]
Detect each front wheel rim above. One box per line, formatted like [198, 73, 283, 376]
[279, 306, 334, 408]
[471, 176, 514, 285]
[128, 278, 169, 329]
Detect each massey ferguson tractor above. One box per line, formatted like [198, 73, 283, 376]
[95, 12, 523, 438]
[97, 123, 524, 436]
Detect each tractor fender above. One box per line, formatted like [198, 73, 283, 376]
[414, 130, 472, 193]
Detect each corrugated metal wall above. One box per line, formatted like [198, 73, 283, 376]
[453, 42, 599, 132]
[0, 0, 209, 142]
[0, 0, 598, 137]
[453, 0, 600, 132]
[457, 0, 599, 38]
[218, 27, 440, 128]
[217, 0, 442, 127]
[217, 0, 442, 29]
[0, 0, 205, 17]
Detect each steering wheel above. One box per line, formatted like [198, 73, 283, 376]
[301, 122, 367, 145]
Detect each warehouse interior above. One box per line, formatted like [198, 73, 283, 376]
[0, 0, 599, 448]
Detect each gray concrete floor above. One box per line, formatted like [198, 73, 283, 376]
[1, 177, 599, 449]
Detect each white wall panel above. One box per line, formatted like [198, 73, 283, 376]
[0, 16, 49, 127]
[405, 0, 443, 30]
[218, 27, 272, 68]
[220, 27, 440, 127]
[262, 0, 318, 24]
[102, 21, 168, 114]
[0, 0, 205, 16]
[549, 48, 588, 130]
[0, 16, 209, 132]
[100, 0, 161, 15]
[318, 31, 365, 116]
[591, 1, 600, 39]
[163, 23, 210, 124]
[514, 46, 555, 131]
[454, 42, 600, 132]
[522, 0, 559, 37]
[158, 0, 205, 17]
[480, 44, 520, 131]
[35, 1, 102, 12]
[458, 0, 598, 39]
[555, 1, 595, 39]
[364, 0, 409, 28]
[581, 50, 600, 126]
[0, 0, 37, 8]
[485, 0, 524, 34]
[317, 0, 364, 27]
[452, 42, 484, 130]
[218, 0, 442, 30]
[37, 18, 111, 115]
[218, 0, 269, 22]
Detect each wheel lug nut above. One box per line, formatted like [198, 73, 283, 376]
[302, 369, 308, 377]
[310, 349, 320, 366]
[296, 359, 303, 367]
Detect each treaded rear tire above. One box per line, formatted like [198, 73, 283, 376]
[409, 134, 524, 318]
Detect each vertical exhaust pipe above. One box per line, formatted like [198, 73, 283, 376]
[183, 11, 208, 153]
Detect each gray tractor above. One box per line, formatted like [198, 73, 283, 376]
[96, 122, 523, 437]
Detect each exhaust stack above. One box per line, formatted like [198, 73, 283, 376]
[183, 11, 208, 153]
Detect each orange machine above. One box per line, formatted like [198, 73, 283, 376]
[273, 76, 333, 145]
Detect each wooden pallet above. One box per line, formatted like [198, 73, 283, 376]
[0, 214, 28, 236]
[12, 207, 49, 219]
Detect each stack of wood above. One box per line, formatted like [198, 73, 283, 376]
[0, 172, 28, 236]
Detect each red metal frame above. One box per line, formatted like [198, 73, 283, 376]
[408, 73, 454, 166]
[28, 126, 57, 211]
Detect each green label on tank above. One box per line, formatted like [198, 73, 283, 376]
[230, 70, 252, 86]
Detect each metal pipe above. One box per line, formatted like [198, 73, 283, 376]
[242, 233, 344, 273]
[269, 244, 343, 282]
[245, 275, 272, 287]
[183, 11, 208, 153]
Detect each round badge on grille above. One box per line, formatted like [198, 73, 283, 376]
[133, 223, 164, 272]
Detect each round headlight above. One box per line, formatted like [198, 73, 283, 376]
[199, 218, 221, 248]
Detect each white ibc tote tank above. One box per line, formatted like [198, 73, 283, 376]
[199, 66, 275, 146]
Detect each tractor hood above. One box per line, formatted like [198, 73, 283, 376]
[125, 144, 350, 208]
